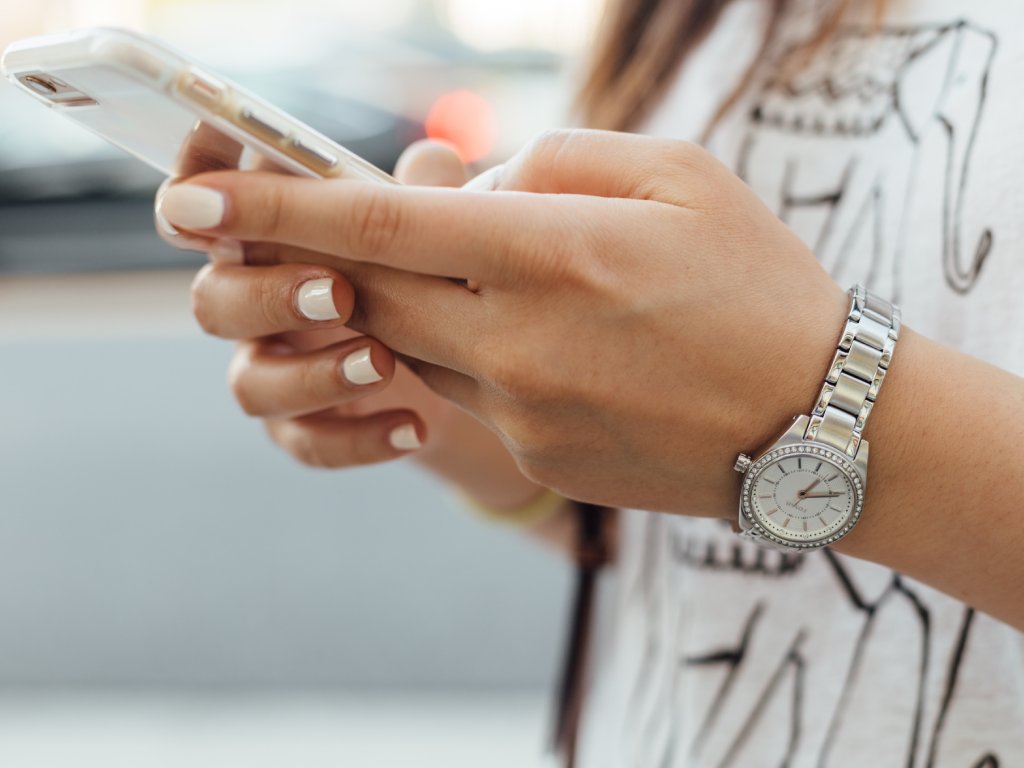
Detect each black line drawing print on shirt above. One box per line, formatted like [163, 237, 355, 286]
[737, 21, 998, 300]
[614, 21, 1009, 768]
[624, 517, 1001, 767]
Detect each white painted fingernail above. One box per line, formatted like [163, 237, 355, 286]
[342, 346, 383, 386]
[208, 238, 245, 264]
[389, 424, 422, 451]
[154, 205, 180, 236]
[297, 278, 340, 321]
[159, 184, 225, 229]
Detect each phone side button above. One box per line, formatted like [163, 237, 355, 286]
[290, 138, 339, 171]
[240, 108, 287, 140]
[182, 69, 225, 107]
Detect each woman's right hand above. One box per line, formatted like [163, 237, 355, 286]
[155, 136, 556, 517]
[157, 138, 470, 467]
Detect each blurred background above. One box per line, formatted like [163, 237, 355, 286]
[0, 1, 602, 765]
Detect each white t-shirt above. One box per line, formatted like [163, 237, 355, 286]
[577, 1, 1024, 765]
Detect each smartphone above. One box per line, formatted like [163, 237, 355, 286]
[1, 27, 398, 184]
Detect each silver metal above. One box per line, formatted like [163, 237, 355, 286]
[735, 416, 869, 550]
[836, 339, 882, 383]
[734, 454, 752, 473]
[803, 284, 900, 457]
[290, 138, 339, 169]
[240, 108, 287, 140]
[733, 284, 899, 552]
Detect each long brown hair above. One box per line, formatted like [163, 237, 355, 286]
[576, 0, 885, 134]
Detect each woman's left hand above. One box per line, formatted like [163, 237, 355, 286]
[157, 129, 853, 516]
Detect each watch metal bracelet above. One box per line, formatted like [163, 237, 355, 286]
[803, 284, 901, 457]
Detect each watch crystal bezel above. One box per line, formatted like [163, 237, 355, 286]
[741, 442, 864, 548]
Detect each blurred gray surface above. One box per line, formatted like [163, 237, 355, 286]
[0, 691, 556, 768]
[0, 335, 570, 689]
[0, 198, 202, 274]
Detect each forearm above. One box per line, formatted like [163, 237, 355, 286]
[832, 326, 1024, 629]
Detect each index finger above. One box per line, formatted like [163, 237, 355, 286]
[157, 171, 590, 283]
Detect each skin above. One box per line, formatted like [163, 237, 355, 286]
[158, 134, 578, 552]
[160, 129, 1024, 631]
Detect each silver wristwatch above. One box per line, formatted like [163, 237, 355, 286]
[733, 284, 901, 552]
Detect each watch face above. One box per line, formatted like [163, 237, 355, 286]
[742, 444, 864, 547]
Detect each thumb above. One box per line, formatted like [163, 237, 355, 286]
[489, 129, 721, 206]
[393, 140, 468, 187]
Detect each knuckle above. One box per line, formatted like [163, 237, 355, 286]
[255, 181, 287, 238]
[301, 354, 334, 401]
[525, 129, 574, 164]
[287, 426, 333, 469]
[346, 433, 380, 467]
[663, 140, 722, 203]
[226, 348, 260, 416]
[190, 266, 221, 336]
[350, 186, 402, 255]
[252, 273, 286, 329]
[230, 378, 260, 418]
[519, 129, 577, 184]
[655, 139, 712, 179]
[670, 139, 705, 166]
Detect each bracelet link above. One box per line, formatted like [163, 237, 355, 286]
[803, 284, 900, 457]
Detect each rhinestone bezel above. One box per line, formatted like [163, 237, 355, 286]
[740, 442, 864, 549]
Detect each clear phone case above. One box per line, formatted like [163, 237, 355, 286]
[0, 27, 397, 184]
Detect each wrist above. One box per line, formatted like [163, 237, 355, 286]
[732, 284, 901, 551]
[460, 486, 570, 527]
[736, 284, 852, 456]
[828, 324, 924, 560]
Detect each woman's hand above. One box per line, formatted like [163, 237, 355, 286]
[157, 129, 853, 517]
[156, 139, 554, 517]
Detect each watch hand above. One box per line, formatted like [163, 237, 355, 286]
[801, 492, 843, 499]
[798, 478, 821, 496]
[794, 477, 822, 506]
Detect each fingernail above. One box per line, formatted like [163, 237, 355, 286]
[159, 184, 226, 229]
[296, 278, 341, 321]
[389, 424, 422, 451]
[342, 346, 383, 386]
[154, 208, 211, 252]
[154, 205, 180, 236]
[208, 238, 245, 264]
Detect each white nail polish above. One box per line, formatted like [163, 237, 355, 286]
[158, 184, 225, 229]
[342, 347, 383, 386]
[208, 239, 245, 264]
[389, 424, 422, 451]
[154, 205, 180, 236]
[297, 278, 341, 321]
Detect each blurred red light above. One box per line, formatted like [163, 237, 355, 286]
[425, 90, 497, 164]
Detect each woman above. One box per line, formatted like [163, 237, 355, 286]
[156, 0, 1024, 764]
